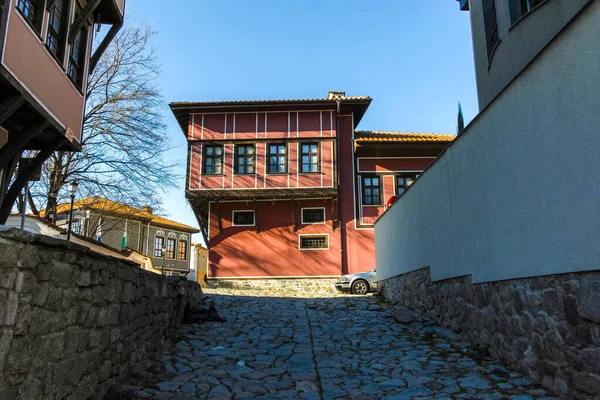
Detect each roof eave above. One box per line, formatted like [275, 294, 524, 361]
[170, 98, 372, 138]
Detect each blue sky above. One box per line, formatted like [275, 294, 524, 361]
[126, 0, 477, 244]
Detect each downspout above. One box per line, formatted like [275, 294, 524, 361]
[145, 222, 150, 255]
[137, 221, 141, 252]
[182, 236, 192, 276]
[336, 99, 344, 275]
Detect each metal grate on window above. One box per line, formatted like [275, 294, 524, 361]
[302, 208, 325, 224]
[300, 235, 328, 250]
[233, 211, 255, 226]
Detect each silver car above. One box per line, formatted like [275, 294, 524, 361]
[335, 268, 378, 295]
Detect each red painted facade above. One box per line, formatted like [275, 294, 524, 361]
[172, 94, 453, 279]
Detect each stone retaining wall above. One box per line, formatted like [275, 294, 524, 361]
[0, 229, 202, 400]
[380, 267, 600, 399]
[207, 278, 338, 296]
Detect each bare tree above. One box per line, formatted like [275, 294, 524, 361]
[28, 21, 176, 217]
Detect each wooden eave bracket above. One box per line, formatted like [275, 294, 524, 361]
[89, 20, 122, 73]
[331, 199, 336, 232]
[46, 0, 59, 10]
[291, 198, 296, 232]
[0, 136, 64, 223]
[189, 202, 210, 246]
[0, 120, 50, 173]
[215, 201, 222, 232]
[0, 94, 25, 126]
[68, 0, 102, 44]
[253, 199, 259, 234]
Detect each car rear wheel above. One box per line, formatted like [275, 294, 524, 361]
[352, 279, 370, 295]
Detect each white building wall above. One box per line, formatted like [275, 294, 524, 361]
[375, 2, 600, 284]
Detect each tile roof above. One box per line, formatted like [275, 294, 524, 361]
[355, 131, 456, 142]
[41, 197, 199, 233]
[169, 96, 372, 107]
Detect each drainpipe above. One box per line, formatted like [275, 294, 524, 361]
[137, 221, 141, 252]
[145, 222, 150, 254]
[336, 99, 344, 275]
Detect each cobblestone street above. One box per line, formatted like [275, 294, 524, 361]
[115, 289, 557, 400]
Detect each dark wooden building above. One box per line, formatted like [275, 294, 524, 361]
[0, 0, 125, 222]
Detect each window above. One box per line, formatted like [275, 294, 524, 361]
[67, 5, 88, 89]
[154, 236, 164, 257]
[268, 144, 287, 173]
[166, 238, 176, 259]
[16, 0, 43, 32]
[71, 220, 81, 235]
[302, 208, 325, 224]
[482, 0, 499, 61]
[235, 145, 255, 174]
[301, 143, 319, 173]
[396, 173, 420, 195]
[46, 0, 70, 63]
[299, 235, 329, 250]
[203, 145, 223, 175]
[232, 211, 255, 226]
[509, 0, 546, 23]
[178, 240, 188, 260]
[362, 176, 382, 205]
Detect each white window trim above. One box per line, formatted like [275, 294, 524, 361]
[166, 237, 177, 260]
[298, 234, 330, 251]
[301, 207, 326, 225]
[232, 210, 256, 227]
[154, 234, 165, 258]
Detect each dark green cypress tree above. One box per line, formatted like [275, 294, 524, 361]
[457, 102, 465, 135]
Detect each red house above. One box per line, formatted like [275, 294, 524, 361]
[170, 91, 453, 287]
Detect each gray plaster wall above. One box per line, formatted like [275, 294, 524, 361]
[468, 0, 591, 110]
[375, 1, 600, 284]
[55, 213, 193, 274]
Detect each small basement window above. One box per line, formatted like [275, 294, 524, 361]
[232, 211, 255, 226]
[299, 235, 329, 250]
[302, 208, 325, 224]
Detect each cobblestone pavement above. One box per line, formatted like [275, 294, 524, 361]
[114, 289, 557, 400]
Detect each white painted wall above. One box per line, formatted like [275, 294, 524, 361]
[375, 2, 600, 284]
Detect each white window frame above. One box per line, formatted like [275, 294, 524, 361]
[298, 234, 330, 251]
[232, 210, 256, 227]
[301, 207, 326, 225]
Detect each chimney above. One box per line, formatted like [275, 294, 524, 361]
[326, 90, 346, 100]
[142, 206, 153, 214]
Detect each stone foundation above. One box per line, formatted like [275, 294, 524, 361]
[0, 229, 202, 400]
[207, 278, 338, 296]
[380, 267, 600, 399]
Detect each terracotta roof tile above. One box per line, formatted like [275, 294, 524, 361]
[41, 197, 199, 233]
[354, 131, 456, 142]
